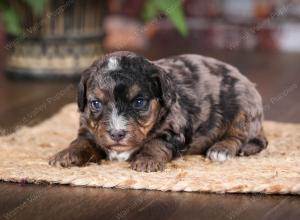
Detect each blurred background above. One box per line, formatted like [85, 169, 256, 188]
[0, 0, 299, 134]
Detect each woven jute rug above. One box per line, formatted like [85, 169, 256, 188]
[0, 104, 300, 195]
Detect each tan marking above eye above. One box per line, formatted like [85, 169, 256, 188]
[90, 88, 109, 103]
[127, 84, 142, 100]
[138, 100, 160, 136]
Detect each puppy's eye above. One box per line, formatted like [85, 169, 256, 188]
[90, 100, 102, 111]
[132, 98, 147, 109]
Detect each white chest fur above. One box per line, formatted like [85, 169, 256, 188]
[107, 149, 135, 161]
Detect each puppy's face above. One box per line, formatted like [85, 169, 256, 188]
[79, 53, 169, 153]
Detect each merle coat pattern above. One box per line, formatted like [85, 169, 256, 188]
[49, 51, 268, 172]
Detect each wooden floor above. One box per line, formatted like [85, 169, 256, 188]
[0, 50, 300, 220]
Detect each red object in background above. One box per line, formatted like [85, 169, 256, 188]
[103, 15, 148, 51]
[107, 0, 145, 18]
[256, 28, 277, 50]
[184, 0, 222, 18]
[254, 0, 274, 18]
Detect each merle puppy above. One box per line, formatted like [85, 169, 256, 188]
[49, 51, 268, 172]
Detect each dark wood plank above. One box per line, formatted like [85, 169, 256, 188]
[0, 182, 300, 220]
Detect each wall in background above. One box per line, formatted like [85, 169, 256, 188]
[105, 0, 300, 53]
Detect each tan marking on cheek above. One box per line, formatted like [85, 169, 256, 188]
[138, 100, 160, 136]
[127, 123, 146, 144]
[89, 121, 96, 129]
[97, 125, 107, 138]
[127, 84, 141, 100]
[95, 123, 115, 147]
[85, 121, 109, 148]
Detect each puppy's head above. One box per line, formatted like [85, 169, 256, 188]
[78, 51, 174, 153]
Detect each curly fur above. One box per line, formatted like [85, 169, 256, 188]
[49, 51, 268, 172]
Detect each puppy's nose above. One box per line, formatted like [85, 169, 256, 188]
[109, 129, 127, 141]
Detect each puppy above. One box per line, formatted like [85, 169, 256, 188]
[49, 51, 268, 172]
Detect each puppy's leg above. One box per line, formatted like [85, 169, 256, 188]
[49, 138, 104, 167]
[131, 139, 172, 172]
[240, 128, 268, 156]
[207, 137, 243, 161]
[187, 127, 225, 155]
[207, 112, 249, 161]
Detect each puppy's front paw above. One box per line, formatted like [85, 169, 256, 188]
[49, 147, 93, 167]
[207, 145, 234, 162]
[131, 157, 166, 172]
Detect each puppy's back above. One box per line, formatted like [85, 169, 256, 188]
[154, 54, 264, 139]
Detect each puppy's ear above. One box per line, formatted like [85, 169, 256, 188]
[77, 68, 92, 112]
[152, 68, 175, 108]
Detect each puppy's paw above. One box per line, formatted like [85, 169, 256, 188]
[207, 145, 234, 162]
[49, 148, 93, 167]
[131, 157, 166, 172]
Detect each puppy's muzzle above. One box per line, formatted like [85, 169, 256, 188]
[108, 129, 127, 142]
